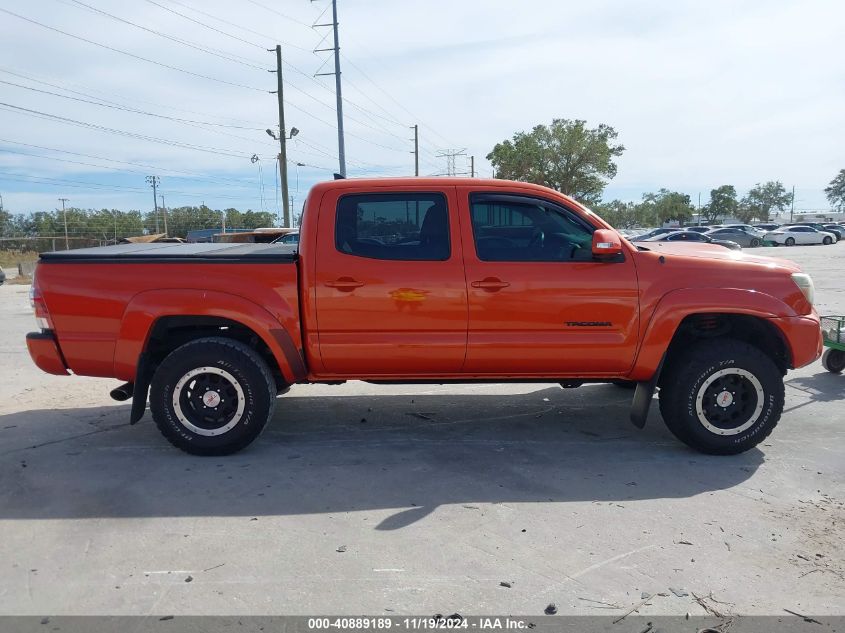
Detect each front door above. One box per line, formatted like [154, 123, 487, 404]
[314, 187, 468, 375]
[458, 189, 640, 376]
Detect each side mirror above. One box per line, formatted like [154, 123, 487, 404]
[592, 229, 623, 259]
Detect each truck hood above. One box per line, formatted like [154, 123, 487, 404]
[635, 241, 801, 272]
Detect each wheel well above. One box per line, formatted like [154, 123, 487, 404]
[664, 313, 790, 377]
[144, 316, 287, 389]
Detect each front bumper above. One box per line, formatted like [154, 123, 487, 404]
[26, 331, 69, 375]
[770, 312, 823, 369]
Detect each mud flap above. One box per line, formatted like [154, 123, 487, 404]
[629, 355, 665, 429]
[130, 353, 152, 425]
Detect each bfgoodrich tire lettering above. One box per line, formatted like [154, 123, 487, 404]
[658, 339, 784, 455]
[150, 337, 276, 455]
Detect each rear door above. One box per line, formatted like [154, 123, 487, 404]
[457, 188, 640, 375]
[314, 187, 468, 375]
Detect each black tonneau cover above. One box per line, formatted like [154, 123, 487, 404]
[39, 242, 298, 264]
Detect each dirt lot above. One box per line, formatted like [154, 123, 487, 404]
[0, 244, 843, 617]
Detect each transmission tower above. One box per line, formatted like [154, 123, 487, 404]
[435, 148, 468, 176]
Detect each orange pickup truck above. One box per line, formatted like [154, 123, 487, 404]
[26, 178, 822, 456]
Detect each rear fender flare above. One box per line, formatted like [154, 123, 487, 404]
[113, 289, 304, 384]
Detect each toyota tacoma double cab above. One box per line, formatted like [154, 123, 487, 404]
[26, 178, 823, 455]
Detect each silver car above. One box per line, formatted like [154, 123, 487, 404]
[705, 227, 764, 247]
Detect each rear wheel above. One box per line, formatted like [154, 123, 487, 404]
[750, 238, 761, 247]
[821, 349, 845, 374]
[785, 237, 796, 246]
[659, 339, 784, 455]
[150, 337, 276, 455]
[823, 236, 833, 245]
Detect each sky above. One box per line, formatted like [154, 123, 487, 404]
[0, 0, 842, 219]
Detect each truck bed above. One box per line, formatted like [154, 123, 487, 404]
[39, 242, 298, 263]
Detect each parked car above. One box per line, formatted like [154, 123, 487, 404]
[642, 230, 741, 250]
[684, 226, 712, 234]
[630, 227, 678, 241]
[272, 231, 300, 245]
[26, 176, 823, 456]
[724, 224, 766, 236]
[754, 223, 781, 232]
[821, 224, 845, 240]
[766, 226, 836, 246]
[705, 227, 764, 247]
[0, 267, 6, 286]
[783, 223, 840, 242]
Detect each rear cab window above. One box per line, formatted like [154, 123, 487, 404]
[335, 192, 450, 261]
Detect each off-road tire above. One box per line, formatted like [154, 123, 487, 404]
[150, 337, 276, 455]
[823, 236, 833, 245]
[821, 348, 845, 374]
[658, 339, 784, 455]
[785, 237, 796, 246]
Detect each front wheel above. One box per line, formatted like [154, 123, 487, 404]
[823, 236, 833, 245]
[785, 237, 796, 246]
[658, 339, 784, 455]
[822, 349, 845, 374]
[150, 337, 277, 455]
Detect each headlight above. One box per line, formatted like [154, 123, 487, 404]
[791, 273, 815, 305]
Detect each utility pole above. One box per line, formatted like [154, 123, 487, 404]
[58, 197, 69, 250]
[698, 192, 701, 225]
[314, 0, 346, 177]
[790, 185, 795, 223]
[470, 156, 475, 178]
[270, 45, 291, 227]
[160, 194, 168, 236]
[146, 175, 159, 233]
[411, 124, 419, 176]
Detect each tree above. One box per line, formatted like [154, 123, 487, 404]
[740, 181, 792, 222]
[639, 189, 695, 224]
[487, 118, 625, 205]
[592, 200, 640, 229]
[701, 185, 738, 224]
[825, 169, 845, 211]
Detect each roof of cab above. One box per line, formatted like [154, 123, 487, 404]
[308, 177, 584, 208]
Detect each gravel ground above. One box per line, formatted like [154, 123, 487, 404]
[0, 244, 842, 617]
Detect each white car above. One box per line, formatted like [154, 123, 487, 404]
[765, 226, 836, 246]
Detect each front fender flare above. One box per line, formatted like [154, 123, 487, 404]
[629, 287, 797, 382]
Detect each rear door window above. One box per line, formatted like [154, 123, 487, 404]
[335, 192, 450, 261]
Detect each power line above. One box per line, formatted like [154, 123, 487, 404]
[0, 67, 268, 128]
[0, 101, 258, 158]
[63, 0, 269, 70]
[0, 7, 266, 92]
[156, 0, 425, 140]
[0, 139, 260, 187]
[0, 78, 271, 134]
[161, 0, 313, 52]
[0, 172, 263, 202]
[242, 0, 313, 28]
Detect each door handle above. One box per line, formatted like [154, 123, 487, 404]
[471, 277, 510, 291]
[325, 277, 365, 291]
